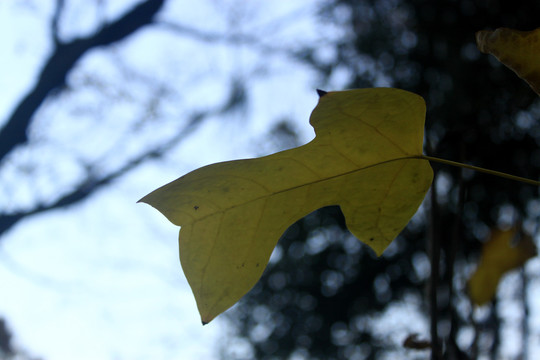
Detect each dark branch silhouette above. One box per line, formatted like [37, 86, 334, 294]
[0, 79, 244, 238]
[0, 0, 165, 165]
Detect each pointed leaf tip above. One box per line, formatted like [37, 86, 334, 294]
[316, 89, 328, 97]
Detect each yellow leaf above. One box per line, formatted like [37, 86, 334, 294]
[476, 27, 540, 95]
[468, 227, 537, 306]
[139, 88, 433, 323]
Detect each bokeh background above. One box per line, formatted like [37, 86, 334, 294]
[2, 1, 540, 359]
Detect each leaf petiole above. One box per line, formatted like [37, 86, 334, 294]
[418, 155, 540, 186]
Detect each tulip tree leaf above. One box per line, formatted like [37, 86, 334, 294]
[139, 88, 433, 324]
[468, 227, 537, 306]
[476, 27, 540, 95]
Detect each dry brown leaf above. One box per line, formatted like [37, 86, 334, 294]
[476, 27, 540, 95]
[468, 227, 537, 305]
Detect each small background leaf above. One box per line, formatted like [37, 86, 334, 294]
[140, 88, 433, 323]
[476, 27, 540, 95]
[468, 227, 537, 306]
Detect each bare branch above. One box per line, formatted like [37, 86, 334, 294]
[51, 0, 65, 44]
[156, 20, 300, 56]
[158, 20, 260, 44]
[0, 318, 14, 357]
[0, 80, 240, 238]
[428, 172, 442, 360]
[0, 0, 166, 165]
[157, 20, 334, 76]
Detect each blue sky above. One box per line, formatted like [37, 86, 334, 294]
[3, 1, 539, 359]
[0, 1, 347, 358]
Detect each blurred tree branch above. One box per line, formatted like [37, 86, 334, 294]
[0, 0, 168, 239]
[51, 0, 65, 44]
[0, 84, 242, 238]
[0, 0, 165, 165]
[0, 319, 14, 358]
[0, 0, 294, 240]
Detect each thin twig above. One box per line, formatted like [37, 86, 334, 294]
[448, 165, 465, 358]
[420, 155, 540, 187]
[429, 170, 442, 359]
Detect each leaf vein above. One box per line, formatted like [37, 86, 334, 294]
[338, 109, 407, 154]
[191, 157, 426, 225]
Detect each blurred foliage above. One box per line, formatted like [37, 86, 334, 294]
[477, 27, 540, 96]
[468, 227, 536, 305]
[226, 0, 540, 359]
